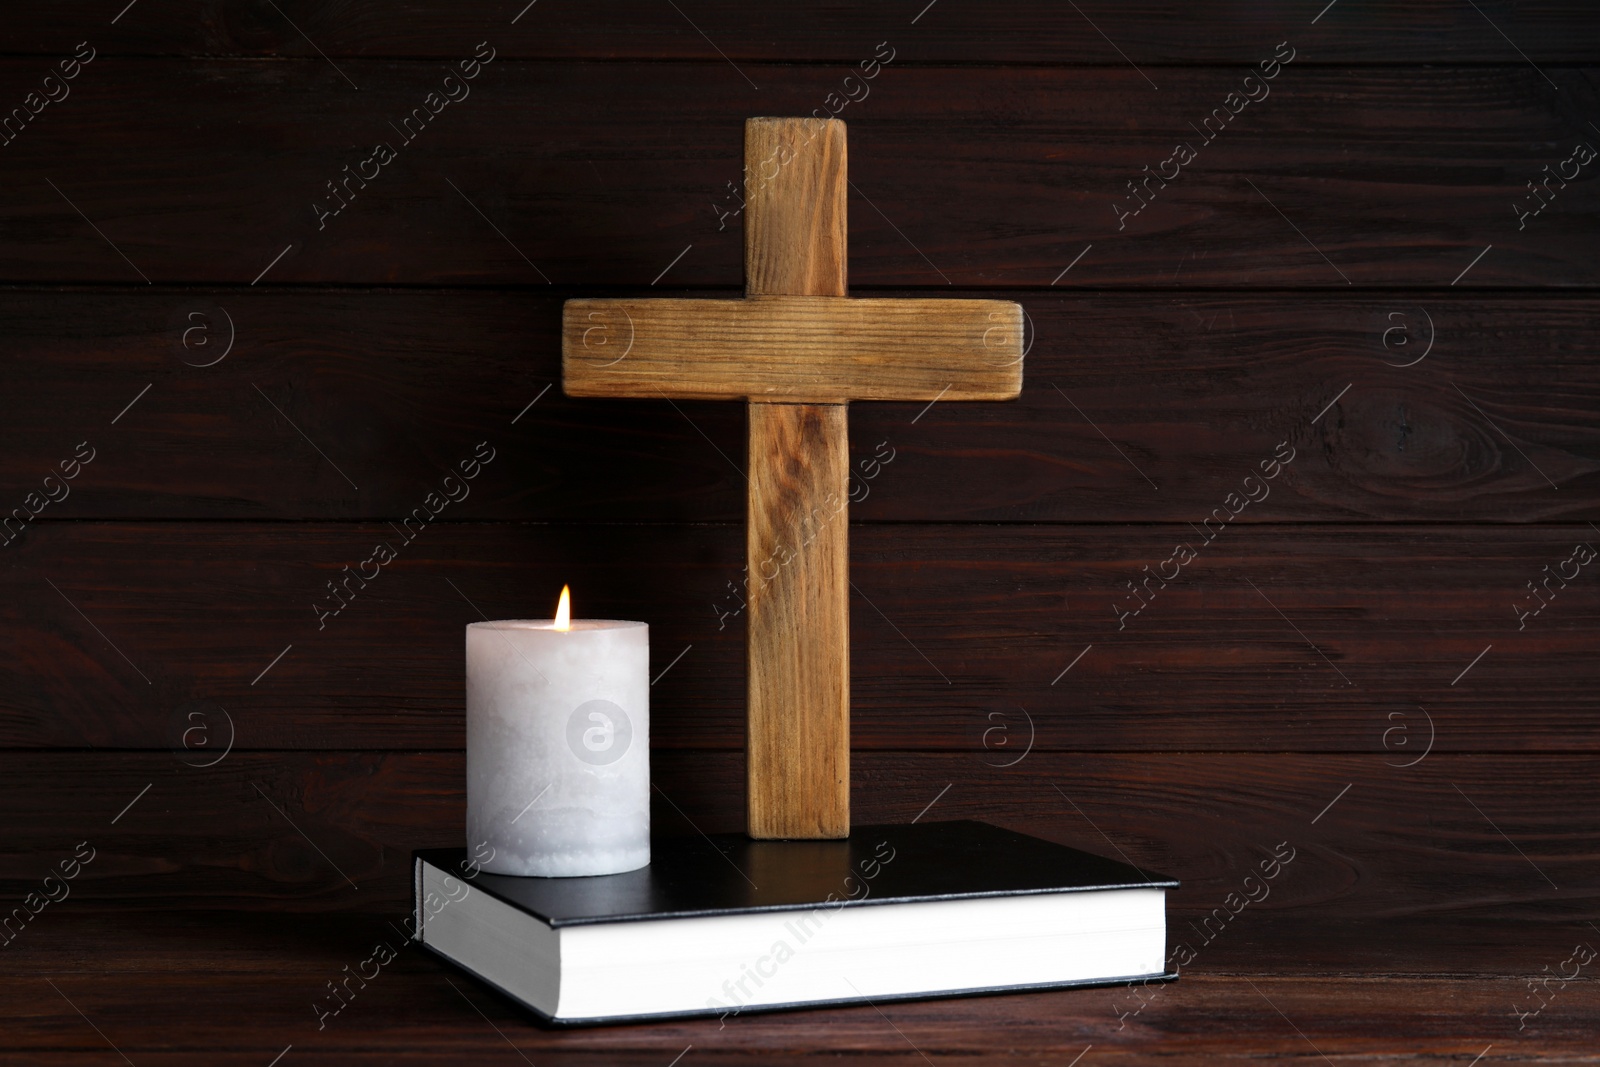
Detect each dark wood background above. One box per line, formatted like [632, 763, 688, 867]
[3, 2, 1597, 1062]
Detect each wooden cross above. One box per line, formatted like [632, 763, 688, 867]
[563, 118, 1023, 839]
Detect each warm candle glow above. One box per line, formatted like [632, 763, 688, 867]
[554, 585, 572, 630]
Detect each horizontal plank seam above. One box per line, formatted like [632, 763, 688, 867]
[0, 54, 1593, 69]
[7, 284, 1600, 296]
[16, 519, 1600, 529]
[1, 748, 1592, 756]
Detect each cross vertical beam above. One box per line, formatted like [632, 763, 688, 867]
[744, 117, 850, 839]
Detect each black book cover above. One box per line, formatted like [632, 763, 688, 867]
[415, 819, 1178, 925]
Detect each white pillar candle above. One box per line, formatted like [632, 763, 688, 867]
[466, 601, 649, 877]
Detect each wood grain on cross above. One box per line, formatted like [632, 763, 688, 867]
[563, 118, 1023, 838]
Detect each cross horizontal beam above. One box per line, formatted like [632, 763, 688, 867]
[563, 296, 1024, 403]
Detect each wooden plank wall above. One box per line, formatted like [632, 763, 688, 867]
[1, 0, 1596, 988]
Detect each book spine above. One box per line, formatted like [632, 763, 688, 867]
[412, 858, 425, 941]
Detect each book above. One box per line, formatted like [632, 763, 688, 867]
[412, 819, 1176, 1025]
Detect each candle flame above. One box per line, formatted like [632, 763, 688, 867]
[554, 585, 571, 631]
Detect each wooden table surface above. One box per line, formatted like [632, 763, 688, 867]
[5, 910, 1595, 1064]
[1, 1, 1597, 1061]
